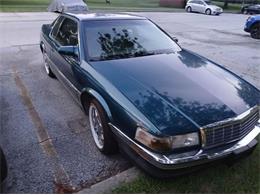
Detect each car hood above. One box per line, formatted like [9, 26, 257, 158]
[90, 50, 259, 136]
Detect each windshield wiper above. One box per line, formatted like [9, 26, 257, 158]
[89, 49, 175, 62]
[134, 49, 174, 57]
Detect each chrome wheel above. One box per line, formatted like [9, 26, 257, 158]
[43, 52, 50, 75]
[42, 50, 55, 78]
[89, 103, 104, 149]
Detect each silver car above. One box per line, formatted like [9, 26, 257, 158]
[48, 0, 89, 13]
[185, 0, 223, 15]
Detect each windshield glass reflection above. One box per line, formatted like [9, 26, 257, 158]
[84, 20, 181, 61]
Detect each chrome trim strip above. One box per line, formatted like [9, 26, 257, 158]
[109, 123, 260, 170]
[200, 128, 206, 147]
[202, 105, 259, 129]
[109, 123, 166, 164]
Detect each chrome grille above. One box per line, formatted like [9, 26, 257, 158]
[203, 106, 259, 149]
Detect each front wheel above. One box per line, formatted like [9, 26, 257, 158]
[88, 99, 118, 154]
[205, 9, 212, 15]
[250, 23, 260, 39]
[186, 6, 192, 12]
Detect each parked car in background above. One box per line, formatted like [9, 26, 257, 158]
[40, 13, 260, 178]
[0, 147, 7, 193]
[241, 4, 260, 14]
[185, 0, 223, 15]
[244, 15, 260, 39]
[48, 0, 88, 13]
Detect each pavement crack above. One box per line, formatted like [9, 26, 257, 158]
[38, 138, 52, 144]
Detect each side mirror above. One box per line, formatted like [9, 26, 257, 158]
[58, 46, 78, 56]
[171, 37, 178, 43]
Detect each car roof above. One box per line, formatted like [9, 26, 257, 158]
[63, 12, 147, 21]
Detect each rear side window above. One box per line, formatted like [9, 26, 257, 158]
[52, 17, 78, 46]
[193, 1, 200, 4]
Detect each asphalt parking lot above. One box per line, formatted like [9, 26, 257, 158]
[0, 12, 259, 193]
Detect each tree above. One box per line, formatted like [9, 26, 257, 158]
[223, 0, 229, 9]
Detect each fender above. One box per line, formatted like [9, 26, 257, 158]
[80, 88, 113, 122]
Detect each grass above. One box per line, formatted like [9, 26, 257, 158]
[0, 0, 182, 12]
[212, 1, 242, 10]
[113, 137, 260, 193]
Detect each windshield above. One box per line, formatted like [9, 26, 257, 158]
[205, 1, 212, 5]
[83, 19, 181, 61]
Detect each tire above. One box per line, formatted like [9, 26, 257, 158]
[88, 99, 118, 154]
[250, 23, 260, 39]
[0, 148, 7, 193]
[205, 8, 212, 15]
[42, 50, 56, 78]
[186, 6, 192, 12]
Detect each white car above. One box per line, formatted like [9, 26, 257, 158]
[185, 0, 223, 15]
[48, 0, 89, 13]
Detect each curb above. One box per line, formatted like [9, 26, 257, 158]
[78, 167, 140, 194]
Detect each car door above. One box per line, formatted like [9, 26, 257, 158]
[49, 16, 83, 101]
[197, 0, 206, 13]
[190, 0, 199, 11]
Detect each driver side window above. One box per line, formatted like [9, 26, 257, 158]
[54, 18, 79, 47]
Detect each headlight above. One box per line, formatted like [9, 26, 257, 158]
[135, 127, 199, 152]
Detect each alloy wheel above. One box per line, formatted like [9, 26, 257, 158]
[206, 9, 211, 15]
[89, 103, 105, 149]
[43, 52, 50, 75]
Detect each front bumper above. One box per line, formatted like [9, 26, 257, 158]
[212, 10, 223, 15]
[244, 27, 250, 32]
[212, 11, 223, 15]
[244, 24, 251, 32]
[110, 124, 260, 170]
